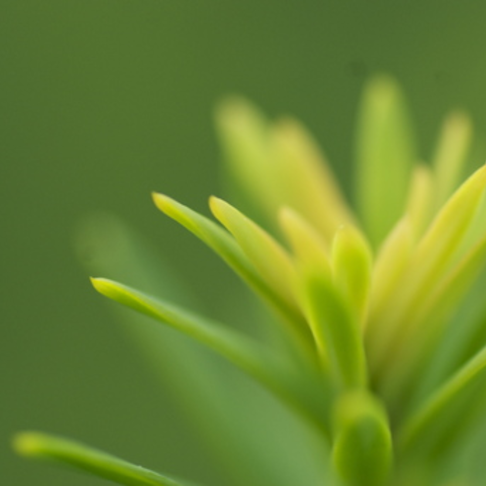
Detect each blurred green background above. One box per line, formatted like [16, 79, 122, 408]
[3, 1, 486, 485]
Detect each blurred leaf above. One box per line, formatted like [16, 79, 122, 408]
[14, 432, 196, 486]
[279, 206, 330, 269]
[355, 75, 416, 247]
[301, 267, 367, 390]
[405, 164, 434, 239]
[399, 343, 486, 459]
[331, 226, 372, 325]
[331, 391, 392, 486]
[370, 164, 486, 374]
[269, 117, 356, 242]
[432, 111, 473, 211]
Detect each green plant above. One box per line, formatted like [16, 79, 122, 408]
[13, 75, 486, 486]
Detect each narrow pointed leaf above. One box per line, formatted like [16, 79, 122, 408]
[91, 277, 274, 384]
[355, 75, 416, 246]
[331, 226, 372, 325]
[301, 267, 367, 389]
[152, 193, 307, 339]
[91, 277, 328, 431]
[14, 432, 195, 486]
[209, 196, 298, 308]
[332, 391, 392, 486]
[432, 111, 473, 211]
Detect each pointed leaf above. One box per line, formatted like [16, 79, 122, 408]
[332, 391, 392, 486]
[14, 432, 195, 486]
[355, 75, 416, 246]
[152, 193, 307, 341]
[91, 277, 274, 385]
[91, 277, 328, 432]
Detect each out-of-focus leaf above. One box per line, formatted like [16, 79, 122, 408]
[14, 432, 196, 486]
[301, 267, 367, 390]
[331, 226, 372, 325]
[370, 165, 486, 373]
[382, 234, 486, 408]
[399, 343, 486, 459]
[269, 117, 355, 242]
[331, 391, 392, 486]
[355, 75, 416, 247]
[214, 97, 277, 226]
[369, 218, 413, 316]
[279, 206, 330, 270]
[405, 165, 434, 239]
[432, 111, 473, 211]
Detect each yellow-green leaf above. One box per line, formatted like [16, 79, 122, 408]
[14, 432, 194, 486]
[432, 111, 473, 211]
[300, 267, 367, 389]
[355, 75, 416, 247]
[269, 117, 356, 242]
[152, 193, 307, 341]
[209, 196, 298, 308]
[331, 226, 372, 325]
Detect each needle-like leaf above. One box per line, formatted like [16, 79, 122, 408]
[91, 277, 329, 433]
[14, 432, 196, 486]
[91, 277, 276, 385]
[152, 193, 310, 346]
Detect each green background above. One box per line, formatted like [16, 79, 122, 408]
[3, 1, 486, 485]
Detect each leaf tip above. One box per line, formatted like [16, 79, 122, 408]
[13, 431, 44, 457]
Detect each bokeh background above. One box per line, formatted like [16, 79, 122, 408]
[3, 2, 486, 485]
